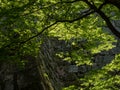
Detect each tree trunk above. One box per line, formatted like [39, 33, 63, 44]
[35, 37, 62, 90]
[13, 72, 19, 90]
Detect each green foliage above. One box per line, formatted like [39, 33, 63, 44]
[77, 54, 120, 90]
[51, 15, 116, 65]
[0, 0, 120, 89]
[0, 0, 42, 67]
[63, 54, 120, 90]
[62, 85, 78, 90]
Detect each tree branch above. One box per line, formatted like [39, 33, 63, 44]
[20, 22, 58, 44]
[1, 9, 94, 49]
[57, 10, 94, 23]
[1, 22, 57, 49]
[98, 1, 107, 10]
[105, 0, 120, 9]
[84, 0, 120, 38]
[21, 10, 94, 44]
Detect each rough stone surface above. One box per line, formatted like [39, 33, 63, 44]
[1, 20, 120, 90]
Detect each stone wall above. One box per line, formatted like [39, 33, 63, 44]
[0, 20, 120, 90]
[39, 35, 120, 87]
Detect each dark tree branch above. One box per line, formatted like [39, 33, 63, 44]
[59, 0, 82, 3]
[20, 22, 57, 44]
[105, 0, 120, 9]
[98, 1, 107, 10]
[2, 9, 94, 49]
[20, 10, 94, 44]
[22, 0, 82, 16]
[98, 11, 120, 38]
[57, 10, 94, 23]
[3, 0, 119, 49]
[1, 22, 57, 49]
[84, 0, 120, 38]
